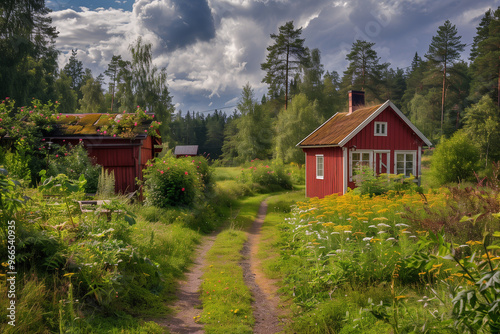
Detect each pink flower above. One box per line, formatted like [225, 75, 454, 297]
[42, 138, 45, 141]
[152, 115, 155, 118]
[56, 116, 59, 119]
[181, 188, 185, 192]
[137, 105, 140, 108]
[144, 130, 147, 132]
[55, 154, 59, 158]
[266, 165, 269, 168]
[185, 171, 188, 175]
[66, 115, 69, 118]
[123, 110, 126, 113]
[117, 120, 120, 123]
[160, 170, 164, 174]
[55, 101, 58, 103]
[0, 118, 2, 122]
[64, 153, 68, 156]
[29, 110, 33, 114]
[113, 134, 116, 137]
[134, 122, 138, 126]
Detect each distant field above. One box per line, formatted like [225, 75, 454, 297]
[213, 167, 242, 181]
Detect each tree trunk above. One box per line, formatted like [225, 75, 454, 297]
[285, 45, 289, 110]
[441, 61, 446, 135]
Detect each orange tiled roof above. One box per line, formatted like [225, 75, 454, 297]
[299, 104, 382, 146]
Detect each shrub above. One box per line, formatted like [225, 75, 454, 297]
[430, 131, 481, 185]
[143, 152, 214, 208]
[46, 143, 101, 193]
[240, 160, 293, 192]
[352, 165, 419, 196]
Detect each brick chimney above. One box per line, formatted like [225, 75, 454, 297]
[348, 90, 365, 115]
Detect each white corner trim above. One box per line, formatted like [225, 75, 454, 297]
[343, 147, 347, 194]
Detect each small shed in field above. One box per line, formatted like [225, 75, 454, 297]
[297, 91, 432, 198]
[46, 113, 161, 194]
[174, 145, 198, 157]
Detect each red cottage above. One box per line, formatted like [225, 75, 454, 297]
[46, 113, 161, 194]
[297, 91, 432, 198]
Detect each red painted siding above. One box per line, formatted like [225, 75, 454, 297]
[304, 147, 344, 198]
[346, 106, 424, 151]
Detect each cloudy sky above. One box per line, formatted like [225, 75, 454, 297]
[46, 0, 500, 114]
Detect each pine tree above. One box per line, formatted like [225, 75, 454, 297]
[469, 9, 493, 62]
[261, 21, 308, 110]
[104, 55, 123, 113]
[341, 40, 389, 102]
[425, 20, 466, 133]
[469, 6, 500, 106]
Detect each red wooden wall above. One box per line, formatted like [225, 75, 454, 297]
[304, 147, 344, 198]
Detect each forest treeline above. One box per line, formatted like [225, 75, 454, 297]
[1, 1, 499, 165]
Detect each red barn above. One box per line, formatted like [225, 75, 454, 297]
[46, 113, 161, 194]
[297, 91, 432, 198]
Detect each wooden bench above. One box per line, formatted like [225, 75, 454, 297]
[78, 200, 114, 220]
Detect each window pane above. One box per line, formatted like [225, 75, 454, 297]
[352, 153, 360, 161]
[397, 162, 404, 170]
[362, 153, 370, 161]
[397, 154, 404, 162]
[381, 124, 386, 133]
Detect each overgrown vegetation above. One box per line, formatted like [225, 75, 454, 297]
[264, 173, 500, 333]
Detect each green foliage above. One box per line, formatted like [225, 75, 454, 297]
[143, 152, 213, 208]
[463, 95, 500, 165]
[341, 40, 389, 102]
[275, 93, 323, 164]
[101, 106, 161, 139]
[261, 20, 308, 106]
[239, 160, 293, 192]
[45, 143, 101, 193]
[97, 167, 115, 198]
[469, 7, 500, 104]
[430, 131, 481, 185]
[352, 165, 419, 196]
[224, 83, 273, 163]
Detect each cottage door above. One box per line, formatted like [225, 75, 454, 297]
[374, 151, 390, 175]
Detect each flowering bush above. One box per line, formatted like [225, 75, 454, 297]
[45, 143, 101, 194]
[100, 107, 161, 139]
[143, 153, 213, 208]
[239, 159, 293, 192]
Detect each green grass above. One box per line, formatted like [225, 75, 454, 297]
[259, 191, 306, 280]
[213, 167, 242, 182]
[198, 194, 267, 334]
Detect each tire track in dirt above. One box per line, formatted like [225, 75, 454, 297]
[240, 201, 284, 334]
[155, 232, 218, 334]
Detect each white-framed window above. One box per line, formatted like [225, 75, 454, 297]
[350, 151, 372, 181]
[394, 151, 416, 177]
[374, 122, 387, 136]
[316, 155, 324, 180]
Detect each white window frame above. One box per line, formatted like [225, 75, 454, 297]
[349, 150, 373, 182]
[316, 154, 324, 180]
[394, 151, 416, 177]
[374, 122, 388, 136]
